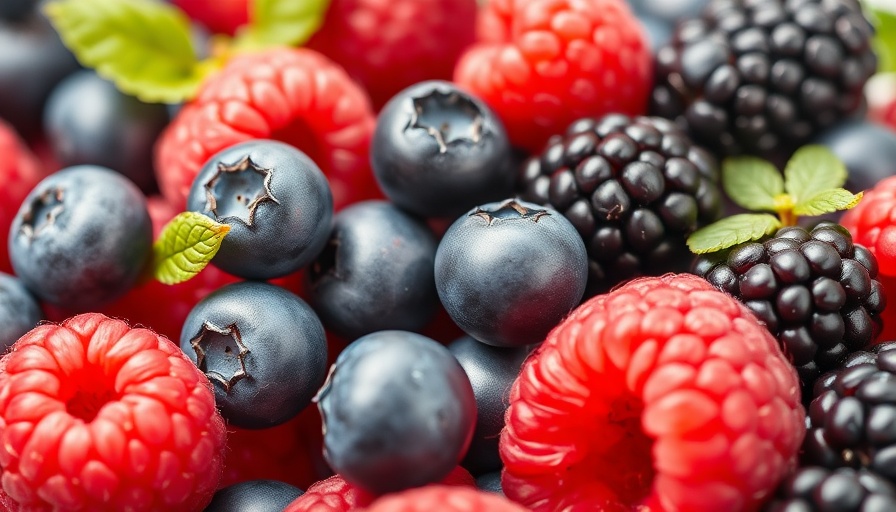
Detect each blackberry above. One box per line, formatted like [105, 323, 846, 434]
[518, 114, 723, 294]
[763, 342, 896, 511]
[694, 223, 886, 396]
[650, 0, 876, 157]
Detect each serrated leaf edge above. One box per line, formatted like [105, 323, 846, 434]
[152, 212, 230, 285]
[687, 213, 782, 254]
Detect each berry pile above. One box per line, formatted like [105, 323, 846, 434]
[1, 0, 896, 510]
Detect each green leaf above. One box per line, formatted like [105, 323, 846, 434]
[783, 145, 848, 204]
[152, 212, 230, 285]
[794, 189, 864, 216]
[871, 7, 896, 74]
[233, 0, 332, 50]
[687, 214, 782, 254]
[44, 0, 216, 103]
[722, 156, 784, 211]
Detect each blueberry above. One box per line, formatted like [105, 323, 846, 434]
[434, 199, 588, 347]
[448, 335, 528, 475]
[305, 200, 439, 340]
[180, 281, 328, 429]
[316, 330, 476, 495]
[475, 471, 503, 495]
[0, 272, 41, 351]
[43, 70, 170, 194]
[813, 120, 896, 193]
[0, 0, 36, 22]
[371, 80, 514, 217]
[8, 165, 152, 310]
[186, 139, 333, 280]
[204, 480, 303, 512]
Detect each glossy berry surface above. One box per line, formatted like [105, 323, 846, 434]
[204, 480, 303, 512]
[43, 70, 169, 194]
[519, 114, 722, 294]
[435, 199, 588, 348]
[763, 466, 896, 511]
[0, 313, 227, 511]
[448, 335, 528, 475]
[694, 224, 886, 396]
[0, 272, 41, 351]
[316, 330, 477, 495]
[305, 200, 439, 340]
[500, 274, 804, 511]
[363, 485, 529, 512]
[186, 139, 333, 280]
[813, 120, 896, 194]
[180, 281, 328, 429]
[371, 80, 514, 217]
[0, 118, 46, 274]
[9, 165, 153, 310]
[841, 176, 896, 278]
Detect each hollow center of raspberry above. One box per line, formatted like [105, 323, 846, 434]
[204, 156, 276, 226]
[66, 380, 118, 422]
[19, 186, 65, 241]
[410, 90, 483, 152]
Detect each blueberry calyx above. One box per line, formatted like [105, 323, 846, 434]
[409, 89, 484, 153]
[470, 199, 550, 225]
[190, 321, 251, 392]
[19, 187, 65, 242]
[203, 155, 279, 227]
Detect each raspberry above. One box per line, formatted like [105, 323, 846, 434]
[518, 114, 722, 294]
[841, 176, 896, 278]
[0, 313, 227, 511]
[453, 0, 653, 153]
[0, 119, 46, 274]
[155, 47, 379, 212]
[284, 467, 475, 511]
[306, 0, 477, 110]
[363, 485, 529, 512]
[500, 273, 804, 511]
[172, 0, 248, 35]
[650, 0, 876, 157]
[694, 224, 887, 396]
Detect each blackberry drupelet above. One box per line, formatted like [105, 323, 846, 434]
[694, 223, 886, 396]
[518, 114, 723, 294]
[763, 342, 896, 511]
[650, 0, 876, 157]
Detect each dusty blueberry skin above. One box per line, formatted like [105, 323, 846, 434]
[435, 198, 589, 347]
[371, 80, 514, 218]
[305, 200, 439, 340]
[44, 70, 170, 194]
[317, 330, 477, 495]
[8, 165, 152, 310]
[814, 120, 896, 194]
[0, 272, 41, 351]
[180, 281, 328, 429]
[186, 139, 334, 280]
[475, 471, 503, 495]
[448, 335, 528, 475]
[204, 480, 303, 512]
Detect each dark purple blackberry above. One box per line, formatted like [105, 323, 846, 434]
[518, 114, 723, 294]
[763, 342, 896, 511]
[650, 0, 876, 157]
[693, 223, 886, 395]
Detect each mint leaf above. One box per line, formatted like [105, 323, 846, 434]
[793, 189, 863, 216]
[44, 0, 217, 103]
[722, 156, 784, 211]
[783, 145, 848, 204]
[687, 214, 782, 254]
[234, 0, 332, 50]
[152, 212, 230, 285]
[872, 7, 896, 74]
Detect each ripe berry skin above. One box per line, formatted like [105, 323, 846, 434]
[476, 471, 503, 494]
[9, 165, 153, 310]
[500, 274, 804, 511]
[305, 200, 439, 340]
[0, 272, 41, 351]
[814, 120, 896, 195]
[371, 80, 514, 218]
[0, 118, 46, 274]
[186, 140, 333, 280]
[180, 281, 328, 429]
[204, 480, 303, 512]
[363, 485, 529, 512]
[448, 336, 528, 475]
[0, 0, 36, 21]
[316, 330, 477, 495]
[43, 70, 169, 194]
[435, 199, 588, 348]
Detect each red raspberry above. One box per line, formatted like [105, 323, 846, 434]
[155, 47, 379, 212]
[0, 120, 46, 274]
[0, 313, 227, 511]
[500, 274, 805, 511]
[284, 466, 475, 511]
[172, 0, 248, 35]
[364, 485, 528, 512]
[306, 0, 477, 110]
[453, 0, 652, 153]
[841, 176, 896, 278]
